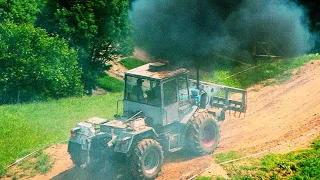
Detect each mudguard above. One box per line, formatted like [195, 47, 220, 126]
[113, 128, 158, 153]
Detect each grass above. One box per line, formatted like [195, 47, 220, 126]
[214, 151, 244, 164]
[202, 54, 320, 88]
[0, 92, 123, 176]
[214, 136, 320, 180]
[34, 151, 53, 174]
[119, 57, 146, 70]
[194, 177, 213, 180]
[5, 151, 54, 179]
[97, 75, 124, 92]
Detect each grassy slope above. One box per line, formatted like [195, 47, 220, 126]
[97, 75, 124, 92]
[1, 54, 320, 175]
[195, 137, 320, 180]
[119, 57, 146, 70]
[202, 54, 320, 88]
[0, 93, 122, 170]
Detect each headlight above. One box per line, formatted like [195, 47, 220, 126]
[120, 137, 131, 144]
[70, 127, 80, 139]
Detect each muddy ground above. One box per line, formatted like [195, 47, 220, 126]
[9, 60, 320, 180]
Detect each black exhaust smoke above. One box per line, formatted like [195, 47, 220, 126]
[131, 0, 315, 65]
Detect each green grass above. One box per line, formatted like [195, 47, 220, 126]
[202, 54, 320, 88]
[97, 75, 124, 92]
[119, 57, 146, 70]
[34, 151, 53, 174]
[217, 137, 320, 179]
[0, 92, 123, 175]
[214, 151, 244, 164]
[6, 151, 54, 179]
[194, 176, 213, 180]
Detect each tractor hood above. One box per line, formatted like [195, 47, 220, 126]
[100, 120, 127, 134]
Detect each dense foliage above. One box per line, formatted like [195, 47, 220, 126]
[0, 22, 83, 104]
[38, 0, 133, 92]
[0, 0, 42, 24]
[0, 0, 133, 103]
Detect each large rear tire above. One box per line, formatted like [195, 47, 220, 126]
[130, 139, 163, 180]
[188, 115, 220, 155]
[67, 141, 87, 167]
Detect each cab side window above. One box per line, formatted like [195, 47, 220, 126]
[178, 76, 189, 106]
[163, 79, 177, 106]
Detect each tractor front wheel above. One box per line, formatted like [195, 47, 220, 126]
[188, 116, 220, 155]
[130, 139, 163, 180]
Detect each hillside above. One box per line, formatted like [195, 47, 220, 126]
[5, 60, 318, 180]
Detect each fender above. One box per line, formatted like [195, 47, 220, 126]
[113, 128, 158, 153]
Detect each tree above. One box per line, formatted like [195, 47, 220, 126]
[0, 0, 43, 24]
[0, 21, 83, 104]
[38, 0, 134, 93]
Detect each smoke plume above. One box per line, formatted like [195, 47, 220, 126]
[131, 0, 315, 65]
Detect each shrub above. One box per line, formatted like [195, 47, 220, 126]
[0, 22, 83, 104]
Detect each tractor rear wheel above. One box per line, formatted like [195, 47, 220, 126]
[130, 139, 163, 180]
[188, 115, 220, 155]
[68, 141, 87, 167]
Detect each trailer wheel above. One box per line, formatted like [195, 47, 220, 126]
[67, 141, 87, 167]
[189, 116, 220, 155]
[130, 139, 163, 180]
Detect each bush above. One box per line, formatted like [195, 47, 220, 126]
[120, 57, 146, 70]
[0, 22, 83, 104]
[97, 75, 124, 92]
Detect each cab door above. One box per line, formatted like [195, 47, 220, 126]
[162, 78, 179, 125]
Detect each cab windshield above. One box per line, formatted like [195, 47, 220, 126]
[125, 76, 161, 106]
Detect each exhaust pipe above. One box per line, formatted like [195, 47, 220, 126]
[197, 63, 200, 90]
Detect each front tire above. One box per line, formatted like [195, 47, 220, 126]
[130, 139, 163, 180]
[188, 116, 220, 155]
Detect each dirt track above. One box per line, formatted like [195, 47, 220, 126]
[21, 60, 320, 180]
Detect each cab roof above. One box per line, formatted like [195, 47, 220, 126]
[125, 63, 188, 80]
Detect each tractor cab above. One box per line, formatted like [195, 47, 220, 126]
[123, 62, 191, 126]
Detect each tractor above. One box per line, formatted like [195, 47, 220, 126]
[68, 62, 247, 179]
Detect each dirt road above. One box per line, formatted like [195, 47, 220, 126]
[26, 60, 320, 179]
